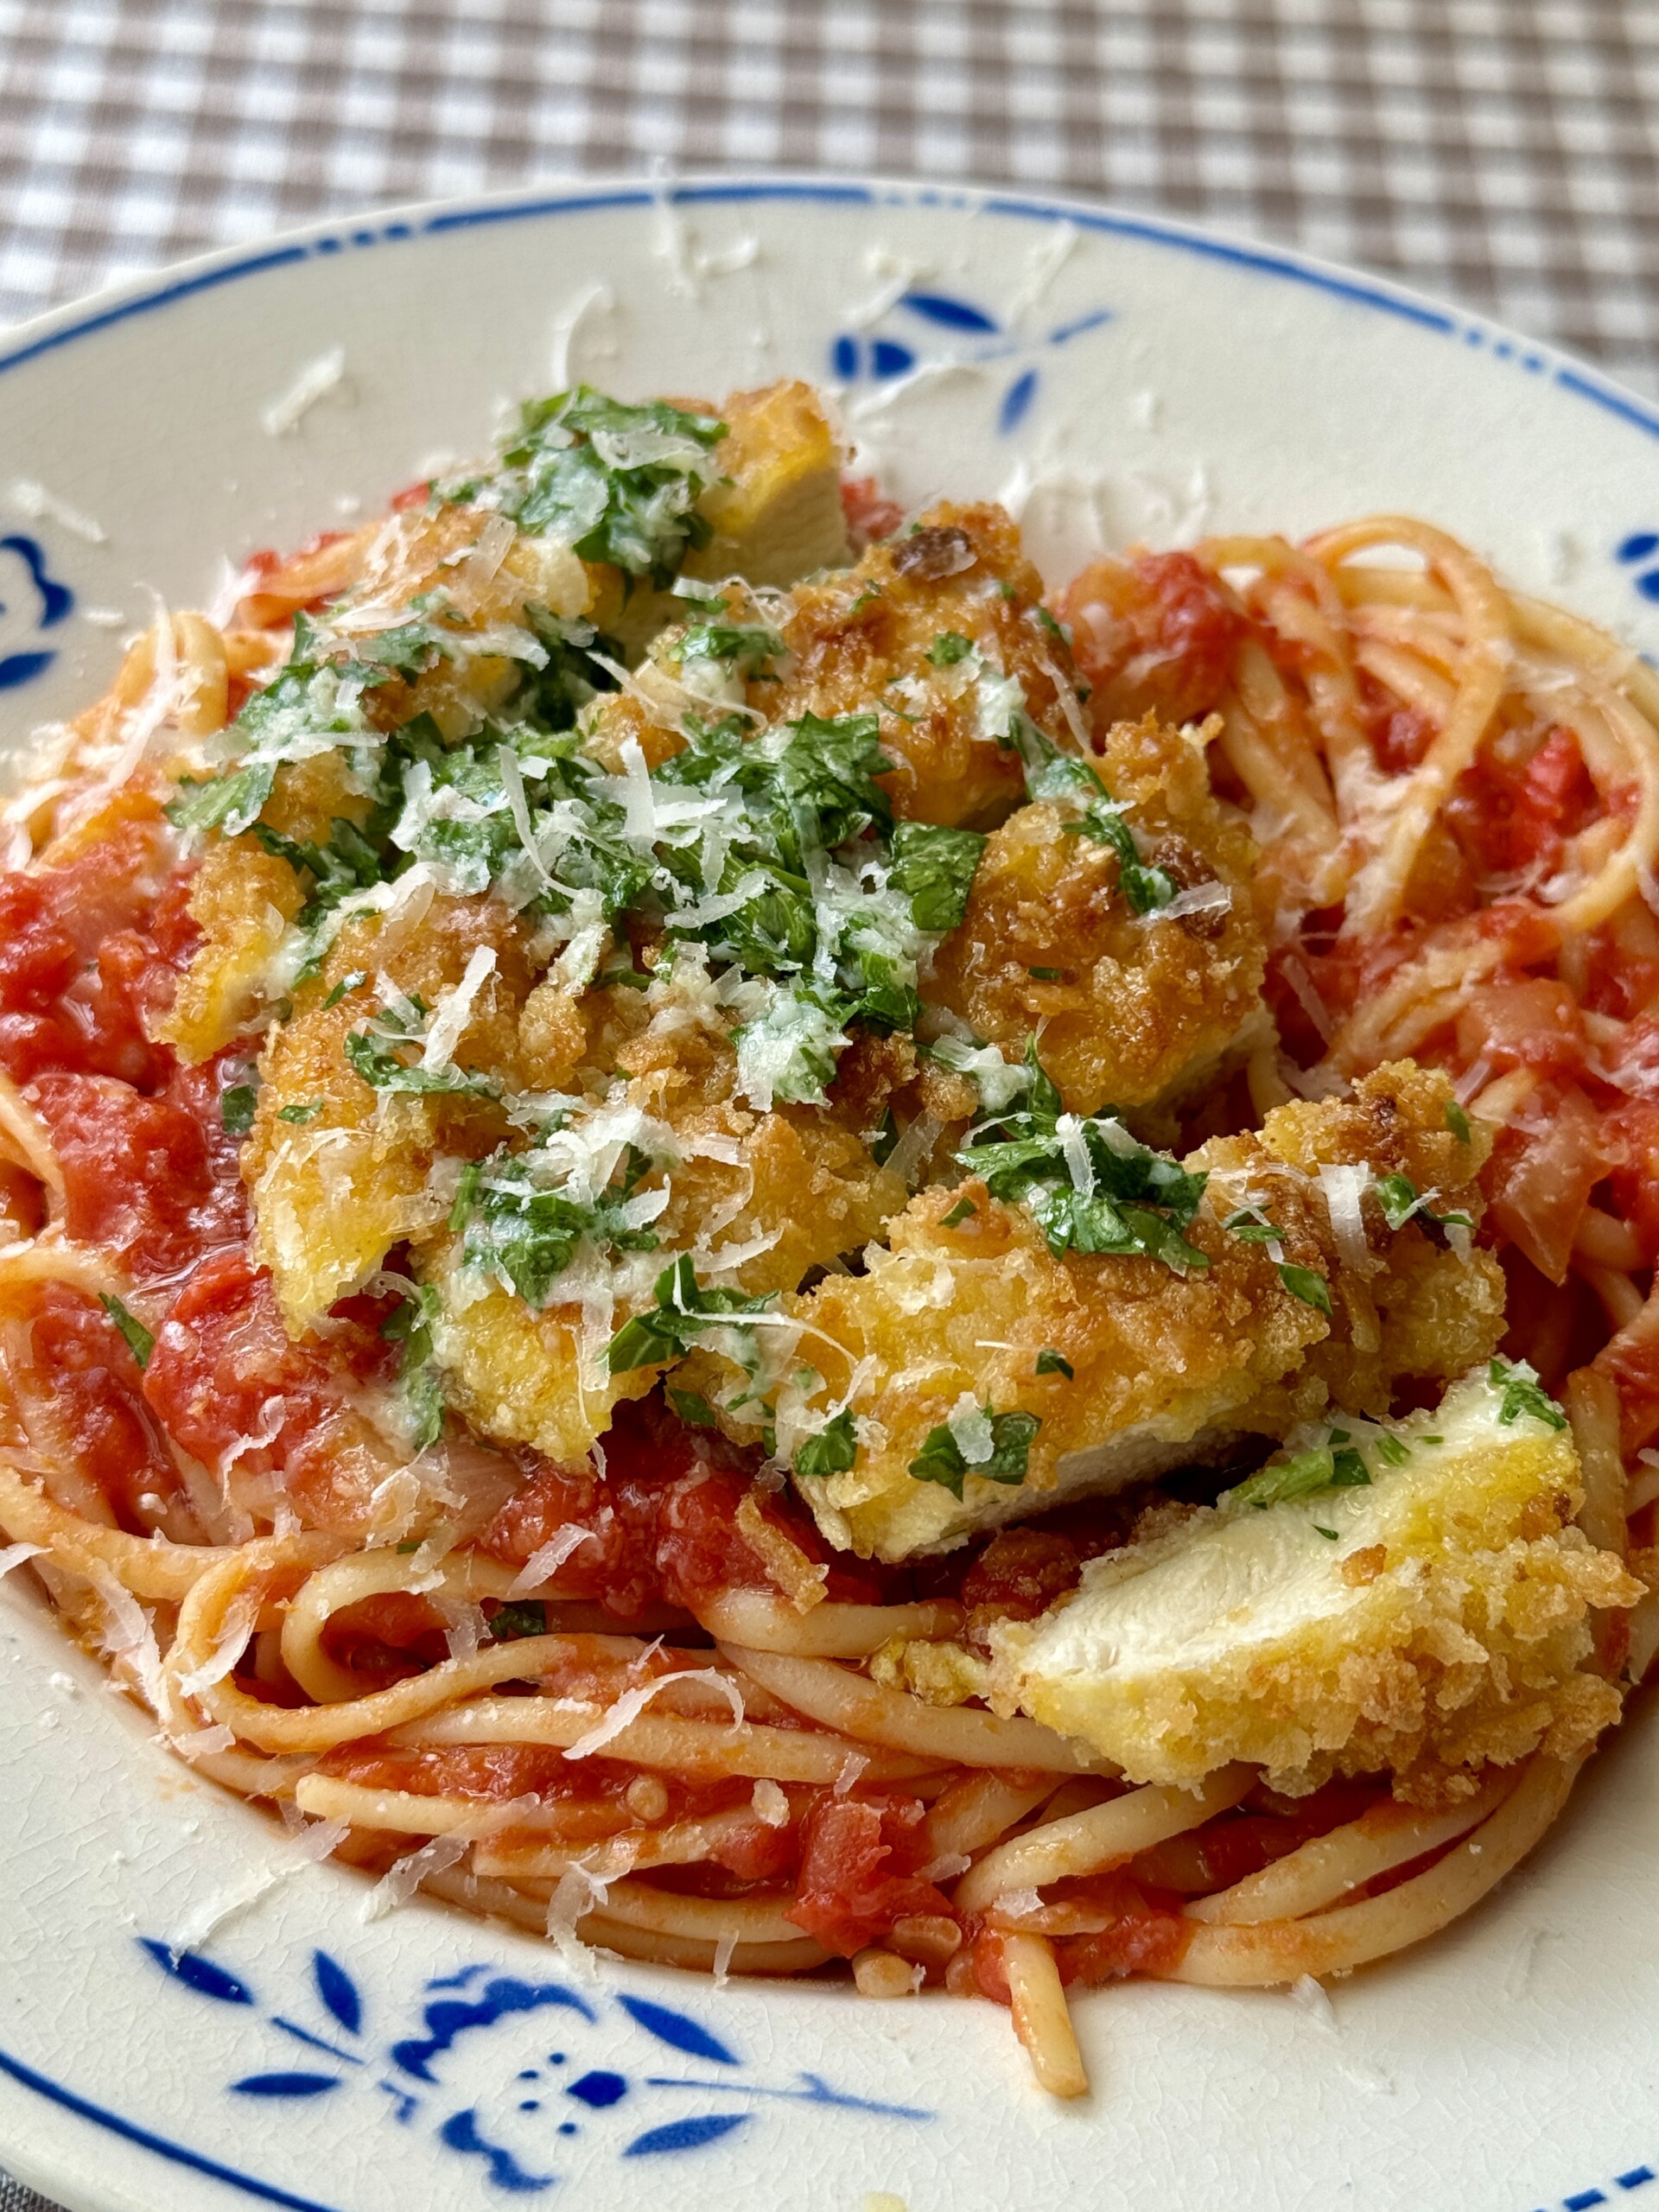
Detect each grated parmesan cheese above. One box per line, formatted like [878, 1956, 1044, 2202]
[8, 477, 107, 543]
[260, 347, 348, 437]
[362, 1833, 470, 1921]
[562, 1669, 747, 1761]
[507, 1523, 596, 1597]
[419, 944, 496, 1073]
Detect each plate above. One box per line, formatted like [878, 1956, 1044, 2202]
[3, 176, 1659, 2212]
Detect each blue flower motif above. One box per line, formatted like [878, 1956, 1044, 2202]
[0, 533, 73, 690]
[1617, 531, 1659, 603]
[826, 286, 1115, 442]
[137, 1934, 932, 2196]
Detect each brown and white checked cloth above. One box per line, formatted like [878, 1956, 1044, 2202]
[0, 1, 1656, 2207]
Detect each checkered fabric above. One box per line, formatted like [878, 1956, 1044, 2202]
[0, 1, 1656, 2206]
[0, 0, 1656, 390]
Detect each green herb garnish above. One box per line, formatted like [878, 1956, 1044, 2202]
[795, 1408, 858, 1477]
[1034, 1348, 1073, 1379]
[606, 1255, 778, 1374]
[99, 1294, 154, 1370]
[907, 1408, 1040, 1499]
[1489, 1356, 1568, 1432]
[220, 1084, 257, 1135]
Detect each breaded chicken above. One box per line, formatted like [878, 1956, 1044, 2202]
[418, 982, 906, 1465]
[729, 1061, 1503, 1562]
[758, 502, 1092, 829]
[988, 1365, 1642, 1798]
[249, 896, 534, 1330]
[235, 379, 849, 657]
[928, 713, 1268, 1118]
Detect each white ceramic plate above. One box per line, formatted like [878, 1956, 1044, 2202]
[3, 177, 1659, 2212]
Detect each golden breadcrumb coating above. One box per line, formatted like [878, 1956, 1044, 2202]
[760, 502, 1090, 829]
[740, 1060, 1503, 1562]
[988, 1368, 1643, 1799]
[929, 714, 1267, 1117]
[420, 979, 906, 1465]
[156, 837, 307, 1063]
[248, 896, 532, 1331]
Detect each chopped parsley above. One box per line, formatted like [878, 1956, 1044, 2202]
[323, 969, 368, 1009]
[1313, 1525, 1339, 1541]
[1489, 1356, 1568, 1432]
[940, 1196, 977, 1228]
[908, 1408, 1040, 1499]
[379, 1281, 446, 1452]
[956, 1039, 1209, 1270]
[887, 819, 986, 933]
[677, 622, 785, 671]
[794, 1408, 858, 1477]
[276, 1099, 325, 1125]
[344, 1030, 500, 1099]
[168, 761, 277, 839]
[1277, 1262, 1333, 1316]
[488, 1600, 549, 1642]
[220, 1084, 257, 1135]
[1445, 1100, 1472, 1144]
[1222, 1206, 1333, 1314]
[606, 1255, 778, 1374]
[1028, 965, 1064, 982]
[1227, 1438, 1373, 1512]
[1034, 1348, 1073, 1379]
[927, 631, 974, 665]
[99, 1294, 154, 1370]
[667, 1387, 720, 1430]
[461, 385, 728, 586]
[1063, 798, 1178, 915]
[455, 1145, 661, 1310]
[1372, 1171, 1474, 1242]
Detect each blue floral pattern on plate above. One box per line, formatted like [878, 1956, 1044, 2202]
[0, 533, 73, 690]
[829, 285, 1113, 437]
[140, 1937, 931, 2196]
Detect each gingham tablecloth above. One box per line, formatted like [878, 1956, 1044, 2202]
[2, 2, 1657, 2207]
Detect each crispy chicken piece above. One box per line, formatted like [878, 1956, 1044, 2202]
[750, 1061, 1504, 1563]
[759, 501, 1091, 829]
[928, 713, 1268, 1118]
[988, 1365, 1642, 1798]
[236, 378, 849, 650]
[418, 978, 906, 1467]
[248, 896, 535, 1331]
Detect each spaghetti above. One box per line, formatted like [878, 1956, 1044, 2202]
[1, 383, 1656, 2101]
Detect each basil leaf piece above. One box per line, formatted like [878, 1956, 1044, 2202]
[889, 819, 986, 933]
[378, 1281, 446, 1452]
[220, 1084, 257, 1135]
[99, 1294, 154, 1370]
[489, 1600, 549, 1642]
[1277, 1262, 1333, 1315]
[606, 1255, 778, 1374]
[1489, 1355, 1569, 1432]
[907, 1408, 1040, 1498]
[795, 1409, 858, 1477]
[1034, 1347, 1073, 1379]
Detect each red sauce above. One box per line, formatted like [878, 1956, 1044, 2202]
[480, 1398, 891, 1619]
[0, 818, 191, 1089]
[839, 475, 904, 550]
[143, 1249, 398, 1529]
[0, 1281, 178, 1529]
[1056, 550, 1245, 729]
[1059, 1880, 1195, 1984]
[785, 1793, 953, 1955]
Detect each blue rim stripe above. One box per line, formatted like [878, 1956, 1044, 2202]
[0, 2044, 348, 2212]
[0, 175, 1630, 427]
[0, 246, 309, 377]
[1554, 365, 1659, 444]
